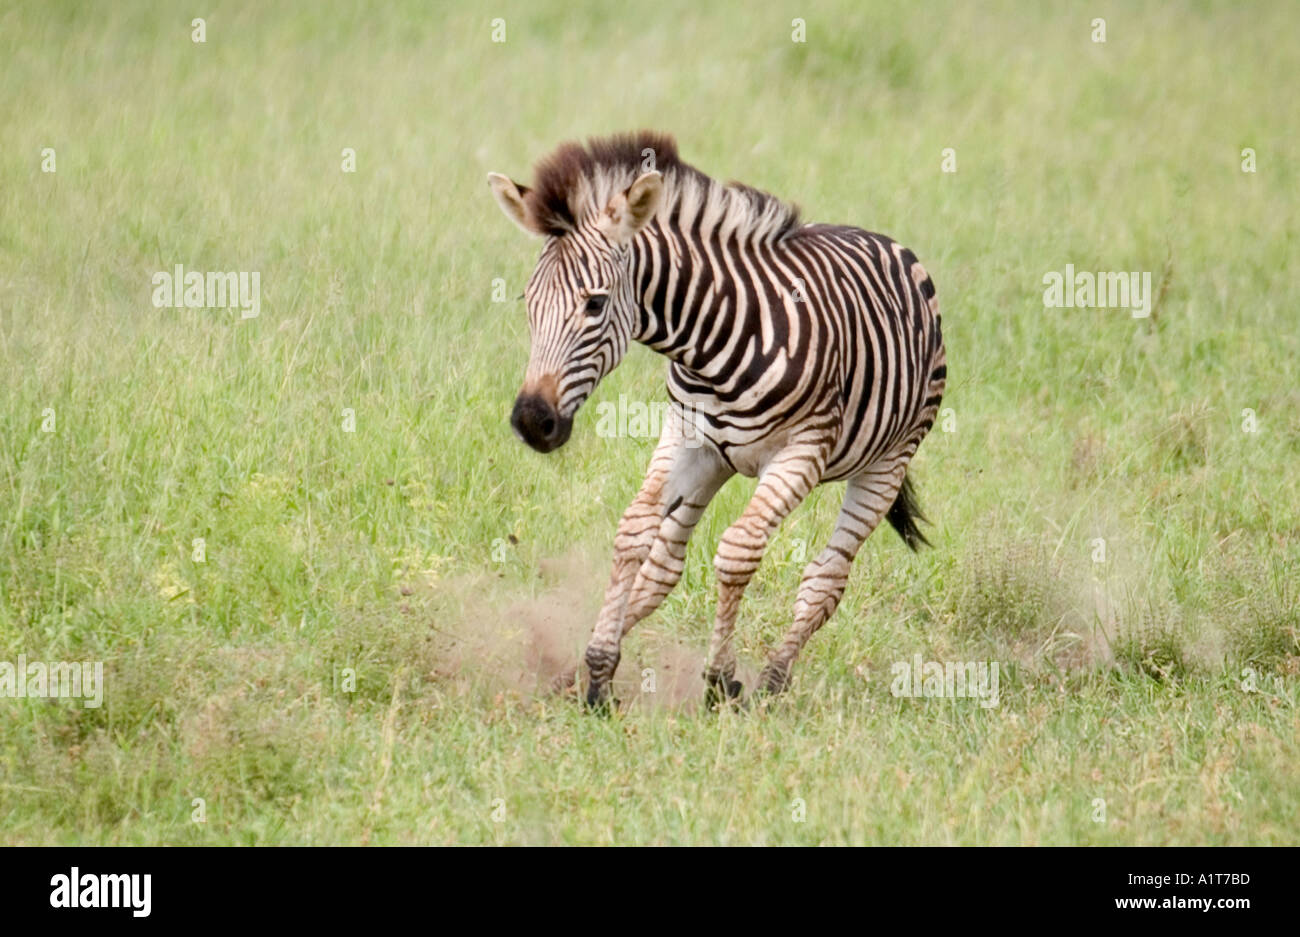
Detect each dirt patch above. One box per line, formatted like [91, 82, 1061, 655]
[424, 550, 716, 710]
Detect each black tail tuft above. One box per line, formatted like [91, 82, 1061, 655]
[886, 475, 930, 551]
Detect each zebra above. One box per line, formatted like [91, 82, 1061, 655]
[487, 132, 945, 710]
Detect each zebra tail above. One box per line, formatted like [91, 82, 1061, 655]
[886, 474, 930, 551]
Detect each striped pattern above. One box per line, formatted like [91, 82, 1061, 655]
[523, 227, 639, 421]
[489, 133, 945, 708]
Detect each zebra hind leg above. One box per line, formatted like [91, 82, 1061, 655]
[757, 460, 910, 697]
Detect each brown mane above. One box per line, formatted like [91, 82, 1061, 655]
[518, 131, 802, 241]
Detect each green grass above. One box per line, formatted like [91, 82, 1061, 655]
[1, 0, 1297, 844]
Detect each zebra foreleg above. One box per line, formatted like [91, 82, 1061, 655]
[583, 432, 731, 711]
[619, 494, 719, 635]
[757, 461, 908, 696]
[705, 437, 830, 708]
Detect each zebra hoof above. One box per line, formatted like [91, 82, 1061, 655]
[703, 673, 744, 710]
[583, 685, 619, 716]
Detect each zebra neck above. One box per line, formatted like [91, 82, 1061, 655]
[630, 222, 732, 373]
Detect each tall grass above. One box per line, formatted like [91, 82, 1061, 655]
[0, 0, 1296, 844]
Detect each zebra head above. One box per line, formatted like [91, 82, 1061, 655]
[487, 168, 664, 452]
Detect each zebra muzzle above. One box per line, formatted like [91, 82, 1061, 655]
[510, 391, 572, 453]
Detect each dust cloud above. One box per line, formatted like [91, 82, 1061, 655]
[427, 551, 719, 710]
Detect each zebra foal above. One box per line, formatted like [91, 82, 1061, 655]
[487, 132, 946, 709]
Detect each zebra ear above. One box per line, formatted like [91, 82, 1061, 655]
[604, 171, 663, 243]
[487, 173, 537, 235]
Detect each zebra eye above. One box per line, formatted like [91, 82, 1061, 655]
[584, 293, 608, 316]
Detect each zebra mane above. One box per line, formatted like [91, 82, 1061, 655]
[522, 131, 802, 242]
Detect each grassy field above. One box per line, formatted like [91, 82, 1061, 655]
[1, 0, 1297, 845]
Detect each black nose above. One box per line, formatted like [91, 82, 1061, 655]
[511, 393, 572, 453]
